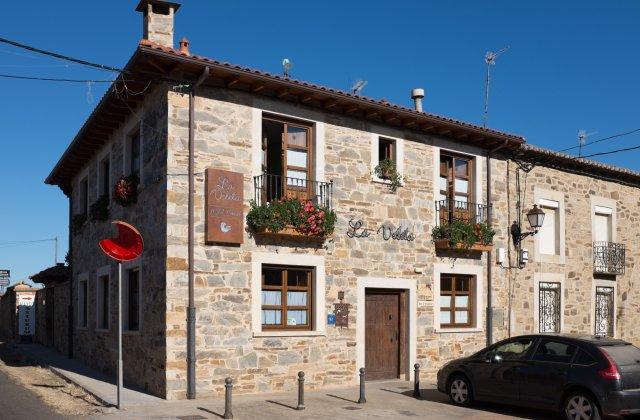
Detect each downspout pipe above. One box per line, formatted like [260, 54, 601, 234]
[187, 67, 210, 400]
[486, 139, 509, 347]
[67, 190, 73, 358]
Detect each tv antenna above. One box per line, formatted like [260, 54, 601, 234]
[282, 58, 292, 78]
[351, 79, 368, 95]
[577, 129, 597, 158]
[483, 46, 509, 127]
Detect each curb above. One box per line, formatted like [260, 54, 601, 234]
[17, 344, 115, 408]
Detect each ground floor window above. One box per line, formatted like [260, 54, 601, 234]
[123, 267, 140, 331]
[439, 274, 475, 328]
[77, 277, 88, 328]
[538, 282, 561, 333]
[261, 265, 313, 330]
[595, 286, 614, 337]
[96, 273, 110, 330]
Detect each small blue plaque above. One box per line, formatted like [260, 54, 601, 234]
[327, 314, 336, 325]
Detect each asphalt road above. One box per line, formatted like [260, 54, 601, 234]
[0, 369, 66, 420]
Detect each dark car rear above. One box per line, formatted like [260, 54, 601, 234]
[436, 334, 640, 419]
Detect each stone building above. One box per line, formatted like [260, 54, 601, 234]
[31, 263, 70, 355]
[45, 0, 640, 399]
[0, 281, 38, 342]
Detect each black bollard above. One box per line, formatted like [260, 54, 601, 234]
[413, 363, 421, 398]
[297, 371, 305, 410]
[357, 367, 366, 404]
[223, 377, 233, 419]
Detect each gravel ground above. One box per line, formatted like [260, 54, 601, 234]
[0, 341, 111, 417]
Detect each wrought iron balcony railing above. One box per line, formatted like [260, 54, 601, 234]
[253, 173, 333, 210]
[435, 199, 490, 227]
[593, 241, 625, 275]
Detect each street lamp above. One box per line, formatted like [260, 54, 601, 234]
[511, 204, 545, 246]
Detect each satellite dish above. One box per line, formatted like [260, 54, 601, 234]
[282, 58, 292, 78]
[351, 79, 368, 95]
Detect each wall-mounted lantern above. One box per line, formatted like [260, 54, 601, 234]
[511, 204, 545, 246]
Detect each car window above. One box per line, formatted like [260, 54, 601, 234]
[573, 349, 597, 366]
[494, 338, 534, 361]
[532, 340, 576, 363]
[601, 344, 640, 366]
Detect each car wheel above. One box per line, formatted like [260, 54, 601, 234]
[448, 375, 473, 407]
[563, 391, 601, 420]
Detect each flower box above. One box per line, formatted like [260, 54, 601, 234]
[434, 239, 493, 252]
[254, 226, 329, 240]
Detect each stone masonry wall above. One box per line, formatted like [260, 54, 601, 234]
[70, 87, 169, 397]
[491, 159, 640, 345]
[165, 87, 492, 398]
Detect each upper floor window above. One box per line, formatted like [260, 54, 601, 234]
[378, 137, 396, 163]
[261, 265, 313, 330]
[439, 153, 472, 204]
[593, 206, 613, 243]
[538, 199, 560, 256]
[99, 155, 111, 199]
[129, 130, 141, 178]
[261, 116, 312, 201]
[79, 177, 89, 216]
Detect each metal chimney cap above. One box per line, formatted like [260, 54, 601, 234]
[411, 88, 425, 99]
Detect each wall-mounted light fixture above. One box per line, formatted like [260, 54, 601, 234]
[511, 204, 545, 246]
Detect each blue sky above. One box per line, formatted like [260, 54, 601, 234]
[1, 1, 639, 284]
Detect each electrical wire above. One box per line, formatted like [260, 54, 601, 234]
[580, 144, 640, 159]
[0, 36, 124, 73]
[558, 128, 640, 153]
[0, 73, 117, 83]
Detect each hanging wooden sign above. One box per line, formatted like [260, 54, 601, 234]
[206, 169, 244, 244]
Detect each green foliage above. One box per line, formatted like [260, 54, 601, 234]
[374, 158, 403, 192]
[90, 194, 110, 221]
[246, 198, 337, 237]
[431, 220, 495, 248]
[72, 214, 87, 236]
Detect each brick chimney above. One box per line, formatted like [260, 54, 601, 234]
[136, 0, 181, 48]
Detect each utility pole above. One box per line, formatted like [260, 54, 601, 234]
[483, 46, 509, 128]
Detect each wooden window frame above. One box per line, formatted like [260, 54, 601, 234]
[262, 115, 314, 194]
[378, 137, 396, 162]
[439, 152, 474, 204]
[439, 274, 475, 328]
[261, 264, 313, 331]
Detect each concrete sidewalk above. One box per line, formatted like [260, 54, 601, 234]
[102, 381, 546, 420]
[18, 343, 162, 408]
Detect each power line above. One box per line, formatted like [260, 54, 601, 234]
[580, 144, 640, 159]
[559, 128, 640, 153]
[0, 73, 117, 83]
[0, 36, 124, 73]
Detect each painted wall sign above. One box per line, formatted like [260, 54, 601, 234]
[0, 269, 9, 287]
[17, 293, 35, 336]
[346, 219, 415, 242]
[206, 168, 244, 244]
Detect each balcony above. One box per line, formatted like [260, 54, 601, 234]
[593, 242, 625, 275]
[249, 174, 335, 241]
[253, 173, 333, 209]
[433, 199, 493, 252]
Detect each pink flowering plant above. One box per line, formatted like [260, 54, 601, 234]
[247, 197, 336, 237]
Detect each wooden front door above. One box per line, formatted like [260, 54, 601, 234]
[365, 291, 402, 380]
